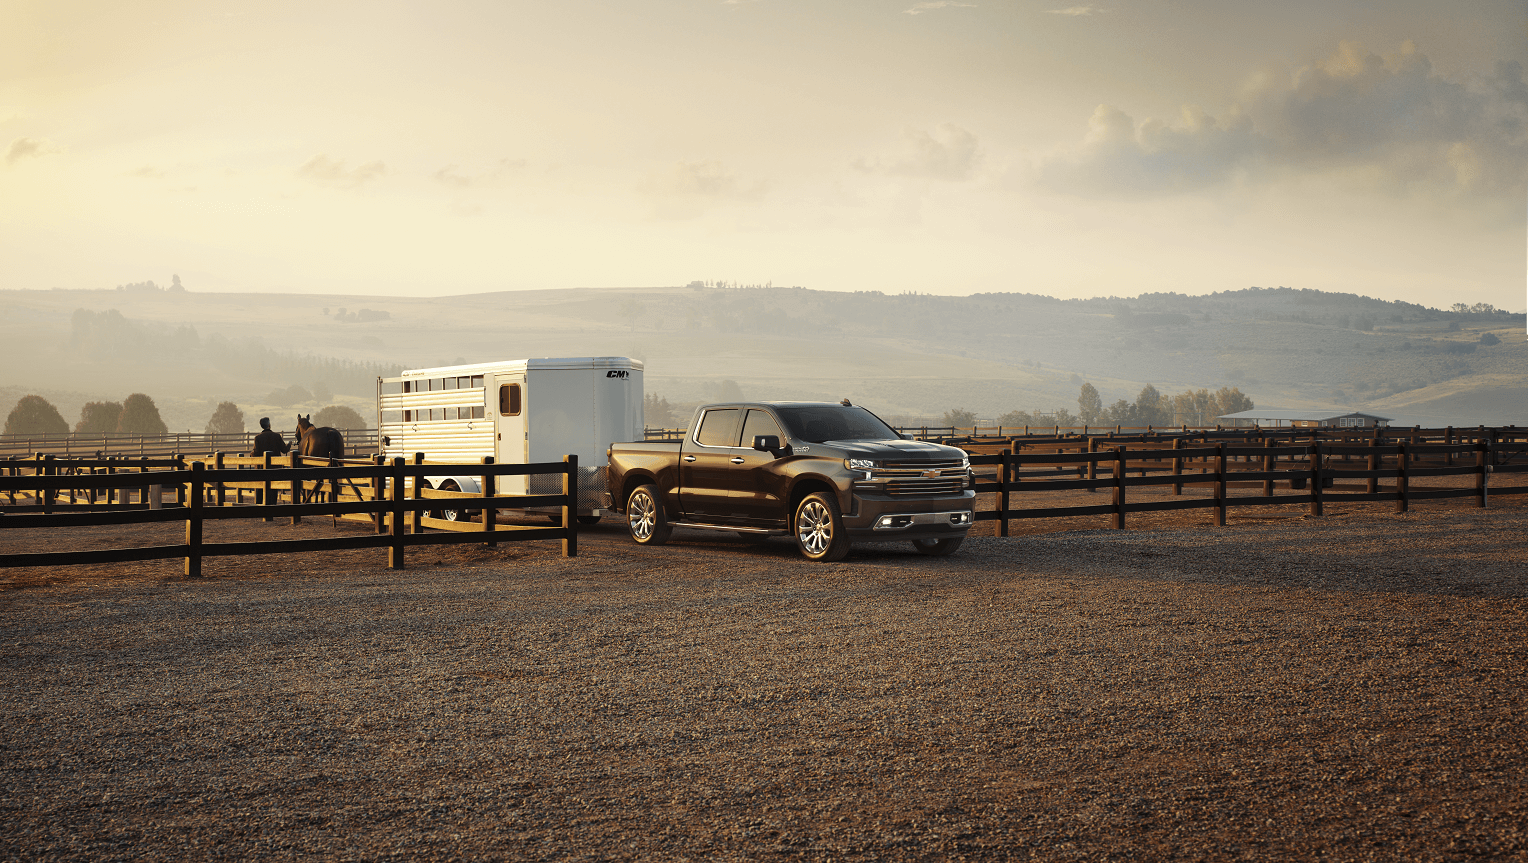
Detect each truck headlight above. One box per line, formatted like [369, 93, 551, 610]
[845, 458, 876, 471]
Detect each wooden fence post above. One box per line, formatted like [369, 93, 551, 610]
[389, 456, 406, 569]
[1112, 446, 1126, 529]
[482, 456, 498, 546]
[562, 454, 578, 558]
[185, 461, 203, 578]
[1477, 440, 1490, 508]
[998, 449, 1012, 538]
[214, 452, 226, 507]
[1214, 442, 1227, 527]
[262, 453, 274, 521]
[1395, 442, 1408, 513]
[1445, 426, 1453, 466]
[1087, 437, 1099, 493]
[1172, 437, 1183, 496]
[1366, 438, 1379, 495]
[42, 454, 55, 513]
[411, 453, 425, 533]
[1263, 436, 1275, 497]
[1309, 443, 1323, 517]
[289, 452, 302, 524]
[372, 454, 385, 534]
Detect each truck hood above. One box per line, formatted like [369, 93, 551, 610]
[824, 439, 967, 460]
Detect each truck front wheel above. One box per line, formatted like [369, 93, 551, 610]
[626, 484, 672, 546]
[794, 492, 850, 562]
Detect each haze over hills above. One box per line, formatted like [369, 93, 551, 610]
[1, 285, 1523, 434]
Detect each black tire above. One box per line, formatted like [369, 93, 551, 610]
[431, 481, 470, 522]
[626, 484, 672, 546]
[794, 492, 850, 562]
[577, 515, 602, 526]
[911, 536, 964, 556]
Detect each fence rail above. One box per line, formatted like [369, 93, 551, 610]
[0, 452, 578, 574]
[0, 429, 380, 460]
[967, 439, 1525, 534]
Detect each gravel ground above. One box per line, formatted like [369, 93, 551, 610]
[2, 503, 1526, 861]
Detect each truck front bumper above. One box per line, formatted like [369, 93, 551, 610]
[844, 491, 976, 540]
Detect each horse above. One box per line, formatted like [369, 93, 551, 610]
[294, 415, 347, 511]
[295, 414, 346, 460]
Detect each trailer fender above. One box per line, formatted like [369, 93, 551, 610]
[422, 475, 483, 496]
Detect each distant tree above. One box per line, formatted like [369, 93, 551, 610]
[169, 274, 185, 292]
[1213, 386, 1254, 417]
[1134, 384, 1170, 426]
[116, 393, 168, 435]
[75, 401, 123, 434]
[997, 410, 1033, 427]
[1077, 383, 1103, 425]
[205, 402, 246, 434]
[1051, 408, 1080, 428]
[644, 393, 675, 427]
[4, 395, 69, 435]
[1480, 332, 1501, 346]
[941, 408, 977, 428]
[702, 380, 745, 402]
[264, 385, 313, 407]
[314, 404, 366, 429]
[1103, 399, 1137, 425]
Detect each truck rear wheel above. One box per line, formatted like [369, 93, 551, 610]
[794, 492, 850, 562]
[626, 484, 671, 546]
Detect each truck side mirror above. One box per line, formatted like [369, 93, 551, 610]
[752, 434, 781, 453]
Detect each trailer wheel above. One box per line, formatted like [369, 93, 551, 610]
[626, 484, 671, 546]
[794, 492, 849, 562]
[911, 536, 964, 556]
[430, 481, 470, 522]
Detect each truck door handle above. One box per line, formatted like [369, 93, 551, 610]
[683, 455, 696, 462]
[730, 457, 745, 464]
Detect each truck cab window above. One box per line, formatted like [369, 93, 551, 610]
[499, 383, 522, 416]
[740, 409, 783, 446]
[695, 409, 741, 447]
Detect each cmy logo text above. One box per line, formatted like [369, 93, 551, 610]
[606, 370, 630, 379]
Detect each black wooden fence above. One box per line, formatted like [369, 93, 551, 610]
[0, 454, 579, 575]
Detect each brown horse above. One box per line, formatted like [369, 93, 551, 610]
[295, 414, 346, 460]
[294, 414, 347, 512]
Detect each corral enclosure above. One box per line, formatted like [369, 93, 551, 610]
[1, 286, 1523, 435]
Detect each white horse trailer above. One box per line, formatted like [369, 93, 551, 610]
[377, 357, 644, 521]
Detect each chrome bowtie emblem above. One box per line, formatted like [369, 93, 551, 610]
[922, 469, 940, 479]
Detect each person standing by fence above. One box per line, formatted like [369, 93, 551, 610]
[249, 418, 290, 456]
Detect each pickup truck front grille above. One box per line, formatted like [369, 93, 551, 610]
[878, 460, 966, 473]
[885, 478, 967, 496]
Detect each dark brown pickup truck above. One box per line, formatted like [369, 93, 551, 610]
[604, 401, 975, 561]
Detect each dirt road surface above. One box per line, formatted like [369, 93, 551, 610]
[2, 504, 1525, 861]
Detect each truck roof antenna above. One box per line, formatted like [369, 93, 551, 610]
[840, 398, 852, 406]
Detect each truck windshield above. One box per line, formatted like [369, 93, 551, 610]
[776, 406, 897, 443]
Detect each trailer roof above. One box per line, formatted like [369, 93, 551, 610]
[399, 356, 643, 376]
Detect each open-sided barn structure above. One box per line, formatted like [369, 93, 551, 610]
[1216, 409, 1393, 429]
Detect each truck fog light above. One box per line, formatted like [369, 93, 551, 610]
[878, 516, 895, 527]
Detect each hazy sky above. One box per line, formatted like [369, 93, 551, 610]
[3, 0, 1525, 309]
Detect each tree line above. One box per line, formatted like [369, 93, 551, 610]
[939, 383, 1254, 429]
[3, 395, 368, 437]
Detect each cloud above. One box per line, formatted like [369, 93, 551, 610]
[433, 165, 472, 189]
[1044, 5, 1100, 15]
[295, 154, 386, 189]
[856, 124, 981, 180]
[639, 159, 767, 219]
[1031, 41, 1528, 198]
[904, 2, 975, 15]
[5, 137, 62, 165]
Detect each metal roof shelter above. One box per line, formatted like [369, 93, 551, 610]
[1217, 409, 1393, 429]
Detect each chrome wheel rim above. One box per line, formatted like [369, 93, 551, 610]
[629, 491, 656, 540]
[797, 501, 832, 555]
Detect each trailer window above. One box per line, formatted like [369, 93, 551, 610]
[470, 375, 484, 389]
[499, 384, 522, 416]
[442, 377, 457, 390]
[381, 410, 402, 423]
[695, 409, 741, 447]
